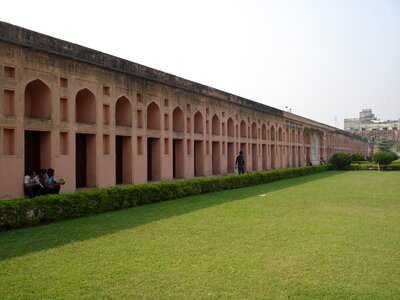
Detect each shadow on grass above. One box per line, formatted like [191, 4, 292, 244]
[0, 171, 343, 261]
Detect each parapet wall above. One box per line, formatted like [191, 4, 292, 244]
[0, 21, 284, 117]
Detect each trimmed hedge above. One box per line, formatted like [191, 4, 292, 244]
[0, 165, 330, 231]
[350, 153, 365, 162]
[349, 162, 400, 171]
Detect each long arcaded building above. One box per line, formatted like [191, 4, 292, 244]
[0, 22, 367, 199]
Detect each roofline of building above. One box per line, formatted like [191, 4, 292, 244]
[0, 22, 284, 116]
[0, 21, 366, 142]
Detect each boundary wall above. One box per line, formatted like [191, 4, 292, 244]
[0, 22, 367, 198]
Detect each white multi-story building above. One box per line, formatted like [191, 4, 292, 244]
[344, 109, 400, 155]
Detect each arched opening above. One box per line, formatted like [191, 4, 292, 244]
[270, 126, 275, 141]
[115, 135, 132, 184]
[252, 143, 258, 171]
[147, 102, 160, 130]
[212, 114, 220, 135]
[115, 96, 132, 126]
[270, 126, 276, 169]
[24, 130, 52, 177]
[76, 133, 96, 188]
[298, 146, 302, 167]
[292, 129, 296, 166]
[251, 122, 257, 139]
[227, 142, 235, 173]
[24, 79, 51, 119]
[173, 139, 184, 178]
[304, 132, 311, 164]
[319, 133, 324, 163]
[262, 144, 267, 169]
[173, 107, 184, 132]
[147, 137, 161, 181]
[311, 133, 320, 165]
[240, 120, 247, 138]
[262, 124, 267, 140]
[194, 140, 204, 176]
[227, 117, 234, 137]
[194, 111, 203, 134]
[76, 88, 96, 124]
[212, 141, 221, 175]
[304, 132, 311, 145]
[278, 127, 283, 141]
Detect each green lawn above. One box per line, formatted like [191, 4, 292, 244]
[1, 171, 399, 299]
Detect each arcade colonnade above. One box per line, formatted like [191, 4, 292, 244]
[0, 22, 367, 198]
[0, 75, 367, 198]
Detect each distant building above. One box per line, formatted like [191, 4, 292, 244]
[344, 109, 400, 155]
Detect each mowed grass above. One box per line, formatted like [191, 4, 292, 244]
[0, 171, 399, 299]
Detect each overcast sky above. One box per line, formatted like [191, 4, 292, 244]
[1, 0, 399, 128]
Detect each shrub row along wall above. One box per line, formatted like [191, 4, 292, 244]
[349, 162, 400, 171]
[0, 165, 330, 231]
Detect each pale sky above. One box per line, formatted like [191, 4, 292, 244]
[1, 0, 399, 128]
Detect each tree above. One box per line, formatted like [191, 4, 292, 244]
[372, 151, 398, 166]
[395, 142, 400, 152]
[377, 138, 393, 151]
[329, 152, 351, 170]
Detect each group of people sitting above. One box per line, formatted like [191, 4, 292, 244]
[24, 168, 65, 198]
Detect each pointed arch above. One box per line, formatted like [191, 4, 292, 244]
[262, 124, 267, 140]
[24, 79, 51, 119]
[304, 131, 311, 145]
[147, 102, 160, 130]
[270, 125, 276, 169]
[194, 111, 203, 134]
[212, 114, 220, 135]
[311, 133, 321, 165]
[227, 117, 235, 137]
[115, 96, 132, 126]
[172, 106, 184, 132]
[240, 120, 247, 138]
[251, 122, 257, 139]
[270, 126, 275, 141]
[76, 88, 96, 123]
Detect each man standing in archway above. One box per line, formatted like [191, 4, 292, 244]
[235, 151, 246, 174]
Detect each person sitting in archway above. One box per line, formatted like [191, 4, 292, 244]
[44, 168, 65, 194]
[36, 169, 50, 196]
[24, 169, 47, 198]
[24, 169, 41, 198]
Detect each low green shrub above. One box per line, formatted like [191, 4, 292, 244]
[329, 152, 351, 170]
[382, 164, 400, 171]
[350, 153, 365, 162]
[391, 160, 400, 166]
[0, 165, 330, 231]
[349, 161, 400, 171]
[349, 163, 378, 171]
